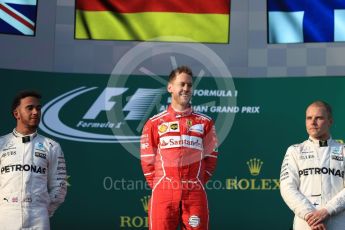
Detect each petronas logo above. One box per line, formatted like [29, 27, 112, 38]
[141, 196, 150, 213]
[247, 158, 263, 176]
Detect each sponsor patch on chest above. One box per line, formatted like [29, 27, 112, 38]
[331, 146, 343, 161]
[300, 147, 315, 160]
[331, 146, 342, 154]
[158, 122, 180, 135]
[1, 150, 16, 158]
[34, 142, 46, 152]
[299, 155, 314, 160]
[332, 155, 343, 161]
[2, 141, 15, 151]
[188, 124, 204, 134]
[159, 135, 203, 150]
[35, 152, 47, 159]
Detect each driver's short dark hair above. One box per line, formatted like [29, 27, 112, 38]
[168, 66, 193, 83]
[11, 90, 41, 113]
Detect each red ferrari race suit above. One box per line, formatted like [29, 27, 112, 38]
[141, 105, 218, 230]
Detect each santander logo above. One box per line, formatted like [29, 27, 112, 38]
[159, 135, 203, 150]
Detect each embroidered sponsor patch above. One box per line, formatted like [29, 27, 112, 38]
[140, 134, 149, 150]
[141, 143, 149, 150]
[3, 141, 15, 150]
[331, 146, 342, 155]
[331, 146, 343, 161]
[34, 142, 46, 152]
[158, 122, 180, 135]
[188, 215, 200, 228]
[1, 151, 16, 158]
[189, 124, 204, 134]
[332, 155, 343, 161]
[159, 135, 203, 150]
[169, 122, 179, 131]
[35, 152, 47, 159]
[299, 155, 314, 160]
[158, 123, 169, 134]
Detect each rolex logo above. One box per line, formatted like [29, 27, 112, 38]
[226, 157, 279, 191]
[141, 196, 150, 213]
[120, 196, 150, 228]
[247, 158, 263, 176]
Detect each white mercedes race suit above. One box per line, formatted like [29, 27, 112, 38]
[0, 130, 67, 230]
[280, 137, 345, 230]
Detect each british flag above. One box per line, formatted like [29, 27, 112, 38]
[0, 0, 37, 36]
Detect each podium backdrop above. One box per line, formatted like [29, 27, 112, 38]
[1, 69, 345, 229]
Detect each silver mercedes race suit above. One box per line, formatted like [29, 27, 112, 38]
[0, 129, 67, 230]
[280, 137, 345, 230]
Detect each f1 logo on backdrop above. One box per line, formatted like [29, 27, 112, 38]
[39, 84, 240, 144]
[40, 41, 239, 146]
[39, 86, 165, 143]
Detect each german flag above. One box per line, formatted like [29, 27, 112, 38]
[75, 0, 230, 43]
